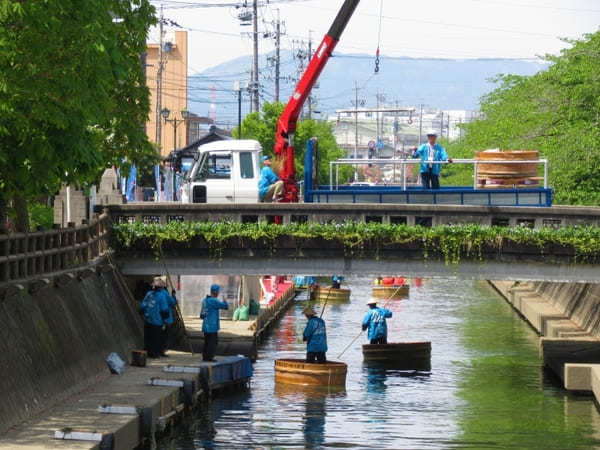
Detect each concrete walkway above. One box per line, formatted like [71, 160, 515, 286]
[1, 352, 251, 450]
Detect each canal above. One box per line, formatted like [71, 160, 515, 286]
[158, 277, 600, 449]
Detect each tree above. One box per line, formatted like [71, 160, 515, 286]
[0, 0, 156, 232]
[450, 31, 600, 205]
[234, 101, 351, 185]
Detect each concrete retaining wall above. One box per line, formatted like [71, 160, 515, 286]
[0, 265, 143, 434]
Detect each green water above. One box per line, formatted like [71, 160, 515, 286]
[158, 278, 600, 449]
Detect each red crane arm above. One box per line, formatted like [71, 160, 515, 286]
[274, 0, 360, 202]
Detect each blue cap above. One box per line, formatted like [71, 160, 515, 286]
[261, 155, 271, 162]
[210, 284, 220, 293]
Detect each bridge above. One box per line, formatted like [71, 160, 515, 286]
[2, 203, 600, 289]
[107, 203, 600, 283]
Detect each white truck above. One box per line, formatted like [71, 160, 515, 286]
[181, 139, 263, 204]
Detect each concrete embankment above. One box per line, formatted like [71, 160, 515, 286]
[489, 280, 600, 396]
[0, 262, 143, 435]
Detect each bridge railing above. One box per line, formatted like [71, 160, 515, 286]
[0, 213, 111, 284]
[329, 158, 549, 190]
[107, 203, 600, 230]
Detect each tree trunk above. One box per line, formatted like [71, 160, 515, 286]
[13, 194, 29, 233]
[0, 195, 7, 234]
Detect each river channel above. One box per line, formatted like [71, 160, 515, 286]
[158, 277, 600, 449]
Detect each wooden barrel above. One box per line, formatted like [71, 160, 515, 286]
[312, 287, 351, 302]
[475, 150, 540, 188]
[372, 285, 409, 300]
[362, 342, 431, 371]
[274, 359, 348, 387]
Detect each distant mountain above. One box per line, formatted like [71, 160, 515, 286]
[188, 53, 547, 127]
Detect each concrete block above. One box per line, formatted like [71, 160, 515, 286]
[563, 363, 600, 391]
[54, 272, 75, 288]
[558, 330, 592, 338]
[28, 278, 50, 295]
[592, 366, 600, 404]
[2, 284, 24, 300]
[547, 319, 581, 338]
[520, 296, 565, 335]
[541, 337, 600, 382]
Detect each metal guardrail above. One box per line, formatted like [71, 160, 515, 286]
[0, 213, 111, 284]
[329, 158, 549, 190]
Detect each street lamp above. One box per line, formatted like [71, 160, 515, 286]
[162, 108, 189, 153]
[162, 108, 189, 201]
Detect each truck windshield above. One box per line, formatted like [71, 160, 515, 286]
[194, 152, 232, 181]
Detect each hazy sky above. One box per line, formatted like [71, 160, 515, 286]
[149, 0, 600, 74]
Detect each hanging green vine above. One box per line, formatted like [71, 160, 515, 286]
[112, 221, 600, 265]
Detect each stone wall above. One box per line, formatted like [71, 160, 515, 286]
[531, 282, 600, 337]
[0, 265, 143, 434]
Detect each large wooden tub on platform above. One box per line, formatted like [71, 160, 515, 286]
[475, 150, 540, 188]
[274, 359, 348, 387]
[372, 285, 410, 300]
[312, 287, 351, 302]
[362, 342, 431, 371]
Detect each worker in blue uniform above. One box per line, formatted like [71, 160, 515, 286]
[362, 298, 393, 345]
[331, 276, 342, 290]
[156, 276, 178, 357]
[258, 155, 284, 202]
[413, 129, 453, 189]
[302, 306, 328, 363]
[140, 277, 171, 358]
[200, 284, 229, 362]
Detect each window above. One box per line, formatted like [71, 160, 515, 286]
[204, 152, 232, 179]
[239, 152, 254, 179]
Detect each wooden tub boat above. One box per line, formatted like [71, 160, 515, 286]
[274, 359, 347, 387]
[362, 342, 431, 371]
[312, 287, 351, 302]
[372, 285, 410, 300]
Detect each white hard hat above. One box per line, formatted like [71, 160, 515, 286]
[426, 129, 438, 137]
[366, 298, 378, 305]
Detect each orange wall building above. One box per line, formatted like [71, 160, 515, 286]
[146, 30, 188, 158]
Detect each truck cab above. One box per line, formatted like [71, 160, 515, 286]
[181, 140, 263, 203]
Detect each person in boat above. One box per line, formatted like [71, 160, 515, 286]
[331, 275, 342, 290]
[302, 306, 328, 363]
[200, 284, 229, 362]
[140, 277, 171, 358]
[412, 129, 453, 189]
[362, 298, 393, 345]
[259, 155, 284, 202]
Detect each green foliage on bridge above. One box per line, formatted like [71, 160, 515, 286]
[441, 31, 600, 204]
[113, 221, 600, 265]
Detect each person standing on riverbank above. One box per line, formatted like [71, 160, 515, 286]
[362, 299, 392, 345]
[140, 277, 171, 358]
[200, 284, 229, 362]
[157, 276, 178, 357]
[302, 306, 328, 363]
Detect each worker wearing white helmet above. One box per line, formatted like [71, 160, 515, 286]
[412, 128, 453, 189]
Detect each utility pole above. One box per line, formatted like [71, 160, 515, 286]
[274, 9, 281, 102]
[440, 111, 444, 139]
[155, 5, 164, 153]
[252, 0, 259, 113]
[418, 104, 423, 147]
[354, 81, 359, 181]
[307, 31, 313, 119]
[376, 90, 380, 141]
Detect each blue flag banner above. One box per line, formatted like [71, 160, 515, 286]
[126, 164, 137, 202]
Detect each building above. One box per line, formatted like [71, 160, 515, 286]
[146, 30, 188, 158]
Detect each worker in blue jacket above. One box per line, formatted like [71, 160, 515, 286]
[258, 155, 284, 202]
[413, 129, 453, 189]
[302, 306, 328, 363]
[140, 277, 171, 358]
[362, 298, 392, 345]
[331, 276, 343, 289]
[200, 284, 229, 362]
[155, 276, 178, 357]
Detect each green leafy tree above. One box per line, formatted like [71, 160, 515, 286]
[452, 31, 600, 205]
[0, 0, 156, 232]
[234, 101, 351, 185]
